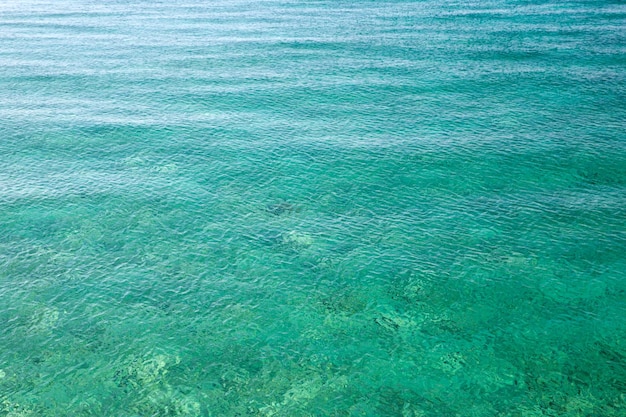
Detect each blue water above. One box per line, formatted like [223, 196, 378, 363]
[1, 0, 625, 416]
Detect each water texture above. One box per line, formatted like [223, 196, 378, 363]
[1, 0, 625, 416]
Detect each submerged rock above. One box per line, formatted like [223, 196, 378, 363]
[374, 315, 401, 332]
[282, 231, 313, 248]
[265, 202, 298, 216]
[131, 387, 201, 417]
[29, 306, 60, 333]
[114, 354, 180, 391]
[1, 401, 34, 417]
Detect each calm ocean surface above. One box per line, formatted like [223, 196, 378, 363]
[1, 0, 625, 415]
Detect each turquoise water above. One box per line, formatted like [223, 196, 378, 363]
[1, 0, 625, 415]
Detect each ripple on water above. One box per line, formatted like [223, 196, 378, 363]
[1, 0, 626, 416]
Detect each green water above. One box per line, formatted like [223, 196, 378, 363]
[1, 0, 625, 416]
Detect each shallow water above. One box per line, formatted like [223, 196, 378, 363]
[1, 0, 625, 416]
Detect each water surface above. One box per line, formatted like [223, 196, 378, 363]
[1, 0, 625, 416]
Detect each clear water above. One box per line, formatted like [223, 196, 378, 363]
[1, 0, 625, 416]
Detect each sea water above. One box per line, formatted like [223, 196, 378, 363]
[0, 0, 625, 416]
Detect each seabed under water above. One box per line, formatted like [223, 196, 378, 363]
[0, 0, 625, 416]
